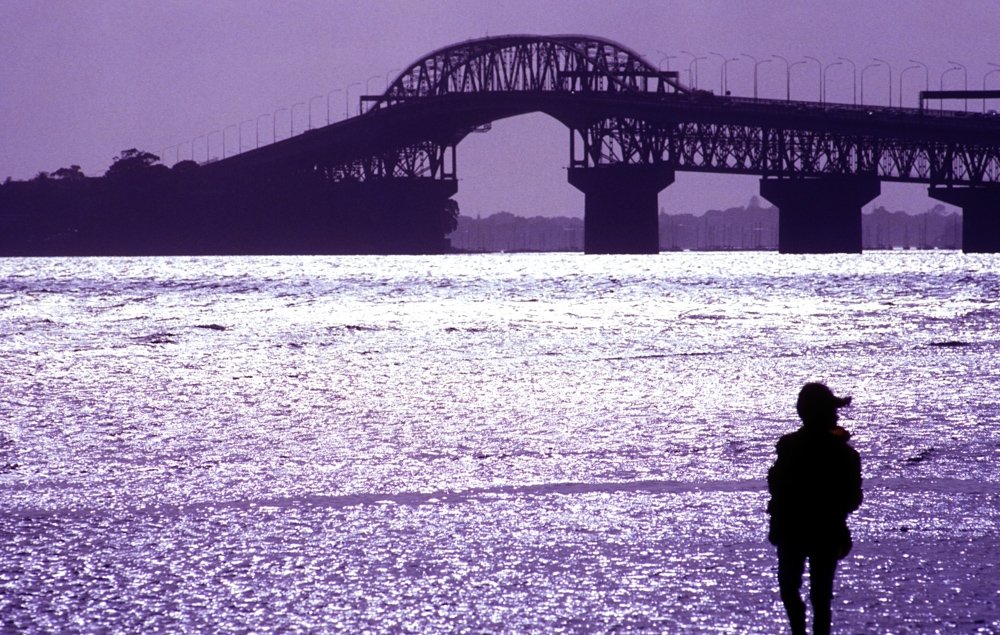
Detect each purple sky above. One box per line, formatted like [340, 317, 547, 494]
[2, 1, 998, 216]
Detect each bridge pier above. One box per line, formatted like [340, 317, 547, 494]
[568, 165, 674, 254]
[760, 176, 880, 254]
[928, 186, 1000, 253]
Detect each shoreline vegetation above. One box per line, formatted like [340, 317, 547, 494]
[1, 150, 961, 255]
[0, 150, 458, 256]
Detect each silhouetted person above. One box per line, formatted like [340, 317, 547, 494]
[768, 382, 862, 635]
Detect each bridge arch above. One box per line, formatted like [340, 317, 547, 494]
[370, 34, 688, 110]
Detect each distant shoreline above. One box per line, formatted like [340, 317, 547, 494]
[450, 202, 962, 252]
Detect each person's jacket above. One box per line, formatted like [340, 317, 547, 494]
[767, 425, 863, 555]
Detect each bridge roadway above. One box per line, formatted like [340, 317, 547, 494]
[204, 35, 1000, 253]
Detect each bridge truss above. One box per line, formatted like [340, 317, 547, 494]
[572, 117, 1000, 185]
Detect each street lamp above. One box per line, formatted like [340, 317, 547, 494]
[222, 125, 237, 159]
[872, 57, 903, 108]
[805, 56, 823, 102]
[308, 95, 324, 129]
[345, 82, 361, 118]
[160, 146, 176, 167]
[984, 63, 1000, 112]
[947, 60, 968, 111]
[658, 50, 676, 71]
[908, 59, 930, 108]
[899, 64, 921, 109]
[681, 51, 705, 89]
[207, 130, 221, 161]
[290, 102, 306, 136]
[238, 119, 254, 154]
[823, 60, 844, 103]
[364, 74, 382, 113]
[773, 55, 807, 101]
[861, 61, 882, 106]
[709, 52, 738, 94]
[837, 57, 857, 105]
[327, 88, 342, 124]
[193, 134, 206, 162]
[742, 53, 772, 99]
[273, 107, 289, 142]
[255, 113, 270, 148]
[385, 68, 402, 89]
[940, 65, 963, 111]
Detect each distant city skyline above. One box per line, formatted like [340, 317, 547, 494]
[3, 1, 998, 217]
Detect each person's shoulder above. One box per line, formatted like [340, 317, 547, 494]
[775, 429, 806, 452]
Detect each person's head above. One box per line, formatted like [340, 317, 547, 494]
[796, 382, 851, 429]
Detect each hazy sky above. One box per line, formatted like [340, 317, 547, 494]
[2, 1, 998, 216]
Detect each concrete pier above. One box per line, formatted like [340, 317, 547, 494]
[928, 186, 1000, 253]
[568, 165, 674, 254]
[760, 176, 880, 254]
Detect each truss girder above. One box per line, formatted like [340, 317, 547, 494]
[372, 35, 686, 111]
[570, 118, 1000, 185]
[313, 141, 455, 182]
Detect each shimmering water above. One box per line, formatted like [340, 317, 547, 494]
[1, 252, 999, 633]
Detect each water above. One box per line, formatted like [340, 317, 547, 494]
[1, 252, 998, 633]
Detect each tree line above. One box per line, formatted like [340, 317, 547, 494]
[0, 150, 460, 256]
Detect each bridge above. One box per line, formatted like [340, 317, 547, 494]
[205, 35, 1000, 254]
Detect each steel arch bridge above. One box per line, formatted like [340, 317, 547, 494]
[210, 34, 1000, 253]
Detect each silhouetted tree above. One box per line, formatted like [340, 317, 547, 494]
[171, 160, 200, 174]
[52, 165, 86, 181]
[105, 149, 163, 178]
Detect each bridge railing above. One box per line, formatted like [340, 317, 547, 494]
[703, 93, 1000, 124]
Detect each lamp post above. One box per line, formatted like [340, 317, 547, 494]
[861, 61, 882, 106]
[723, 56, 739, 94]
[984, 63, 1000, 112]
[908, 59, 930, 108]
[207, 130, 221, 161]
[385, 68, 402, 88]
[290, 102, 306, 136]
[823, 60, 844, 103]
[255, 113, 270, 148]
[223, 125, 238, 159]
[940, 66, 963, 111]
[947, 60, 968, 111]
[326, 88, 342, 124]
[772, 55, 804, 101]
[364, 74, 382, 113]
[742, 53, 772, 99]
[709, 52, 738, 94]
[899, 64, 921, 109]
[837, 57, 857, 105]
[872, 58, 893, 107]
[308, 95, 324, 129]
[238, 119, 254, 154]
[273, 107, 289, 142]
[161, 146, 175, 167]
[805, 56, 822, 102]
[345, 82, 361, 118]
[657, 50, 676, 71]
[193, 135, 206, 162]
[681, 51, 704, 89]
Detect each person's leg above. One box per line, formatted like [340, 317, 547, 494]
[809, 550, 839, 635]
[777, 546, 807, 635]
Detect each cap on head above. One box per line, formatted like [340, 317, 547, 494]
[796, 382, 851, 425]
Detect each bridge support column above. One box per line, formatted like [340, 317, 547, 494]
[568, 165, 674, 254]
[928, 187, 1000, 253]
[760, 176, 880, 254]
